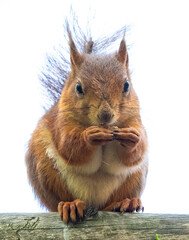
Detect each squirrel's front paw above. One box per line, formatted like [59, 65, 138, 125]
[113, 127, 141, 150]
[102, 198, 144, 213]
[58, 199, 86, 224]
[84, 126, 114, 146]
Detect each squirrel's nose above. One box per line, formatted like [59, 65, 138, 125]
[97, 111, 114, 124]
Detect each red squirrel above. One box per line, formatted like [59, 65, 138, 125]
[25, 24, 148, 224]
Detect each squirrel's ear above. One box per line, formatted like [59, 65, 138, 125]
[68, 32, 84, 68]
[116, 39, 128, 65]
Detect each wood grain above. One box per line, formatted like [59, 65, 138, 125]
[0, 212, 189, 240]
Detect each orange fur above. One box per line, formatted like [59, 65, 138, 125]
[102, 166, 148, 210]
[25, 29, 148, 222]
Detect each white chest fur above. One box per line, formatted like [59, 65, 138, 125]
[46, 141, 146, 208]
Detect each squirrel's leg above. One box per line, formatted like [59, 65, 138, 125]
[58, 199, 86, 224]
[113, 126, 148, 167]
[54, 125, 114, 166]
[54, 126, 114, 222]
[102, 198, 143, 212]
[101, 166, 147, 213]
[102, 126, 148, 213]
[26, 150, 74, 212]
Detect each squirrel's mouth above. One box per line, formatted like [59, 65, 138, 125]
[98, 119, 117, 128]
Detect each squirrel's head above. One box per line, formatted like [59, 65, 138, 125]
[59, 33, 139, 127]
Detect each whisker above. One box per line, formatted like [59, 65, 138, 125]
[101, 160, 111, 166]
[89, 120, 98, 126]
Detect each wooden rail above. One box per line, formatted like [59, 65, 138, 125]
[0, 211, 189, 239]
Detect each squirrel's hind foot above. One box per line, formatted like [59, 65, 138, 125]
[102, 198, 144, 213]
[58, 199, 86, 224]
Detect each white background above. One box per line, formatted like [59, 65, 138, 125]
[0, 0, 189, 214]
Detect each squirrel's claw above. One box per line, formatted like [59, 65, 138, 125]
[102, 198, 143, 213]
[58, 199, 86, 224]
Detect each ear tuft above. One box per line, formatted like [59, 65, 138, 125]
[68, 31, 84, 68]
[116, 39, 128, 65]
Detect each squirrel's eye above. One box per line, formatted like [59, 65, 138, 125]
[123, 81, 130, 93]
[76, 83, 84, 95]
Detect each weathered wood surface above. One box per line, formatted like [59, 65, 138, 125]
[0, 212, 189, 240]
